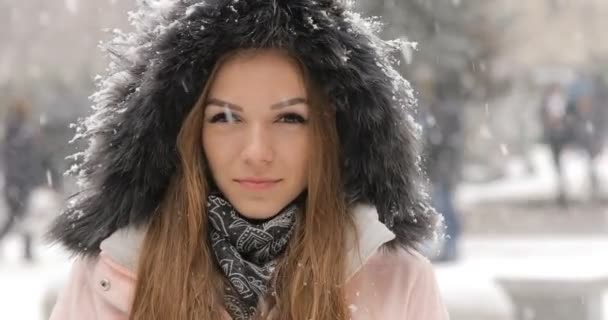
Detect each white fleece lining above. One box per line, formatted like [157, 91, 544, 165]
[99, 225, 145, 272]
[344, 204, 396, 281]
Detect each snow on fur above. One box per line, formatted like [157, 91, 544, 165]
[52, 0, 439, 255]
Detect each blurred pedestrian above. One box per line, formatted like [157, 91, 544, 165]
[539, 82, 569, 205]
[0, 98, 58, 262]
[540, 75, 604, 206]
[566, 75, 602, 200]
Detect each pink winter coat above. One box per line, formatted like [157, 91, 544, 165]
[50, 205, 449, 320]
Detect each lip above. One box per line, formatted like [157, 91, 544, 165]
[234, 178, 282, 190]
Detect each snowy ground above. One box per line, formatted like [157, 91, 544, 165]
[442, 144, 608, 319]
[0, 238, 71, 320]
[435, 236, 608, 320]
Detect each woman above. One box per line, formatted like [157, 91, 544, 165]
[49, 1, 448, 319]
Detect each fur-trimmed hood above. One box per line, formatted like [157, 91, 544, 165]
[50, 0, 438, 255]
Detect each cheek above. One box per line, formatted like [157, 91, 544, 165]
[202, 129, 226, 172]
[277, 130, 310, 175]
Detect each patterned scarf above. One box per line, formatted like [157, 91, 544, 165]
[207, 194, 299, 319]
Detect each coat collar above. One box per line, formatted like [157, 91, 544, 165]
[99, 204, 395, 281]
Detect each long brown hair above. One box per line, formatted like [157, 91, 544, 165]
[130, 49, 354, 320]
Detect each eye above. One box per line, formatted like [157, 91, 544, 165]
[209, 113, 227, 123]
[208, 112, 240, 123]
[277, 113, 308, 124]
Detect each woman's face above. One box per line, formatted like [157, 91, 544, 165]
[202, 50, 310, 220]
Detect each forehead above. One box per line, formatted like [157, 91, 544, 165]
[207, 50, 308, 104]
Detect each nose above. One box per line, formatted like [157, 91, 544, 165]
[242, 124, 274, 167]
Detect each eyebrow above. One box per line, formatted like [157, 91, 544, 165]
[206, 97, 308, 111]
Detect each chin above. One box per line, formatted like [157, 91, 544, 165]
[237, 202, 283, 219]
[229, 197, 290, 220]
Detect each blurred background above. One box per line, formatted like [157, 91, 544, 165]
[0, 0, 607, 319]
